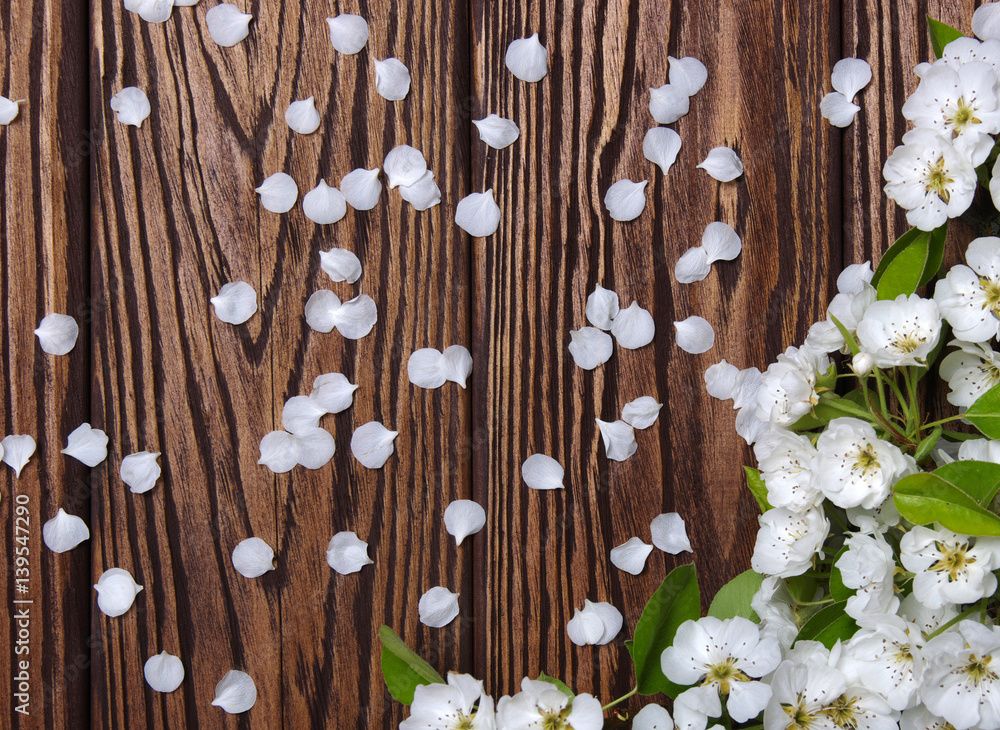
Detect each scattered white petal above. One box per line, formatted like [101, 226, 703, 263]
[34, 313, 79, 355]
[820, 91, 860, 128]
[120, 451, 161, 494]
[704, 360, 739, 400]
[650, 512, 693, 554]
[610, 537, 654, 575]
[255, 172, 298, 213]
[455, 190, 501, 237]
[669, 56, 708, 96]
[109, 88, 151, 127]
[94, 568, 143, 617]
[212, 670, 257, 714]
[611, 302, 655, 349]
[350, 421, 398, 469]
[310, 373, 358, 414]
[281, 395, 326, 434]
[398, 171, 441, 211]
[588, 600, 624, 644]
[210, 281, 257, 324]
[61, 423, 109, 467]
[521, 453, 564, 490]
[596, 419, 638, 462]
[284, 97, 320, 134]
[649, 84, 690, 124]
[340, 168, 382, 210]
[289, 427, 336, 470]
[383, 145, 427, 189]
[42, 509, 90, 553]
[418, 586, 460, 628]
[674, 316, 715, 354]
[374, 57, 411, 101]
[319, 247, 362, 283]
[302, 181, 347, 224]
[2, 435, 35, 477]
[674, 247, 711, 284]
[632, 704, 673, 730]
[173, 0, 198, 6]
[123, 0, 172, 22]
[604, 179, 648, 221]
[326, 13, 369, 54]
[258, 431, 297, 473]
[326, 531, 373, 574]
[566, 607, 605, 646]
[0, 96, 23, 125]
[440, 345, 474, 388]
[621, 396, 662, 430]
[505, 33, 548, 82]
[472, 114, 520, 149]
[144, 651, 184, 693]
[231, 537, 275, 578]
[568, 327, 613, 370]
[303, 289, 342, 331]
[830, 58, 872, 101]
[205, 4, 252, 47]
[304, 291, 378, 339]
[698, 147, 744, 182]
[444, 500, 486, 545]
[701, 222, 742, 263]
[643, 127, 682, 175]
[586, 284, 619, 330]
[407, 348, 446, 389]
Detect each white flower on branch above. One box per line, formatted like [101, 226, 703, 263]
[856, 293, 942, 368]
[934, 236, 1000, 342]
[813, 417, 912, 510]
[900, 526, 1000, 609]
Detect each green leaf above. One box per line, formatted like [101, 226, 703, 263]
[630, 564, 701, 696]
[829, 314, 860, 356]
[378, 625, 445, 705]
[828, 547, 853, 603]
[744, 467, 772, 514]
[537, 672, 574, 698]
[708, 569, 764, 623]
[933, 460, 1000, 505]
[913, 426, 943, 464]
[794, 601, 858, 649]
[871, 224, 947, 300]
[964, 381, 1000, 439]
[928, 17, 966, 59]
[893, 473, 1000, 536]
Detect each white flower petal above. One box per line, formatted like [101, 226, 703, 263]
[704, 359, 739, 400]
[455, 190, 501, 237]
[568, 327, 613, 370]
[621, 396, 662, 430]
[632, 704, 674, 730]
[210, 281, 257, 324]
[34, 313, 79, 355]
[281, 395, 327, 434]
[975, 3, 1000, 41]
[604, 179, 648, 221]
[610, 537, 654, 575]
[697, 147, 744, 182]
[669, 56, 708, 96]
[173, 0, 197, 6]
[505, 33, 548, 82]
[318, 247, 362, 283]
[820, 91, 860, 128]
[304, 290, 342, 332]
[290, 427, 336, 469]
[587, 599, 624, 644]
[42, 508, 90, 553]
[444, 500, 486, 545]
[596, 419, 638, 462]
[398, 171, 441, 211]
[383, 145, 427, 189]
[674, 247, 711, 284]
[586, 284, 620, 330]
[61, 423, 109, 467]
[340, 167, 382, 210]
[473, 113, 520, 149]
[2, 435, 35, 477]
[94, 568, 143, 617]
[326, 13, 369, 54]
[231, 537, 275, 578]
[144, 651, 184, 693]
[649, 84, 690, 124]
[258, 431, 297, 473]
[831, 58, 872, 101]
[333, 294, 378, 339]
[110, 87, 151, 127]
[326, 531, 373, 574]
[302, 181, 347, 224]
[650, 512, 693, 554]
[674, 316, 715, 354]
[310, 373, 358, 413]
[701, 222, 742, 263]
[440, 345, 473, 388]
[0, 96, 23, 125]
[567, 607, 606, 646]
[255, 172, 297, 213]
[120, 451, 161, 494]
[284, 96, 320, 134]
[611, 301, 655, 349]
[212, 670, 257, 714]
[643, 127, 683, 175]
[374, 58, 411, 101]
[350, 421, 397, 469]
[418, 586, 460, 627]
[408, 348, 449, 389]
[521, 453, 564, 490]
[123, 0, 172, 22]
[205, 4, 252, 47]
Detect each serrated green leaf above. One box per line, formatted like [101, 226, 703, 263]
[893, 474, 1000, 536]
[964, 381, 1000, 439]
[378, 625, 445, 705]
[928, 17, 966, 58]
[537, 672, 574, 698]
[872, 224, 947, 300]
[794, 601, 858, 649]
[707, 569, 764, 623]
[630, 564, 701, 696]
[743, 467, 771, 514]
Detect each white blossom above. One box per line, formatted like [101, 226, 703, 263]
[900, 526, 1000, 609]
[934, 237, 1000, 342]
[940, 340, 1000, 408]
[496, 679, 602, 730]
[754, 346, 828, 426]
[856, 293, 942, 368]
[920, 620, 1000, 730]
[753, 429, 822, 512]
[751, 506, 829, 578]
[401, 672, 495, 730]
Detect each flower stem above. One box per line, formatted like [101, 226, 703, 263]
[921, 414, 968, 430]
[601, 687, 637, 712]
[925, 604, 982, 640]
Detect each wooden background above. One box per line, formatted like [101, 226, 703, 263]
[0, 0, 980, 726]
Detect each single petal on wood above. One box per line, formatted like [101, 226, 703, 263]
[383, 145, 427, 189]
[418, 586, 460, 627]
[621, 396, 662, 430]
[820, 91, 860, 128]
[398, 171, 441, 211]
[674, 316, 716, 354]
[595, 419, 637, 462]
[120, 451, 161, 494]
[2, 435, 35, 477]
[210, 282, 257, 324]
[521, 453, 564, 490]
[505, 33, 548, 82]
[701, 222, 742, 263]
[668, 55, 708, 96]
[473, 114, 520, 149]
[94, 568, 143, 617]
[611, 302, 655, 349]
[585, 284, 620, 330]
[302, 181, 347, 224]
[650, 512, 693, 554]
[231, 537, 275, 578]
[444, 500, 486, 545]
[42, 509, 90, 553]
[205, 4, 252, 47]
[326, 14, 369, 54]
[144, 651, 184, 693]
[255, 172, 298, 213]
[212, 670, 257, 714]
[568, 327, 613, 370]
[831, 58, 872, 101]
[455, 190, 501, 237]
[697, 147, 744, 182]
[649, 84, 690, 124]
[326, 531, 373, 574]
[350, 421, 397, 469]
[604, 179, 648, 221]
[643, 127, 683, 175]
[374, 57, 411, 101]
[284, 97, 321, 134]
[110, 87, 151, 126]
[35, 313, 79, 355]
[610, 537, 654, 575]
[340, 168, 382, 210]
[61, 423, 109, 467]
[318, 247, 362, 283]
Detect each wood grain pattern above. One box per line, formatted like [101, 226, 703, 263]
[1, 0, 987, 726]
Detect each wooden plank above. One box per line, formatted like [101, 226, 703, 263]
[471, 0, 840, 713]
[0, 0, 91, 725]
